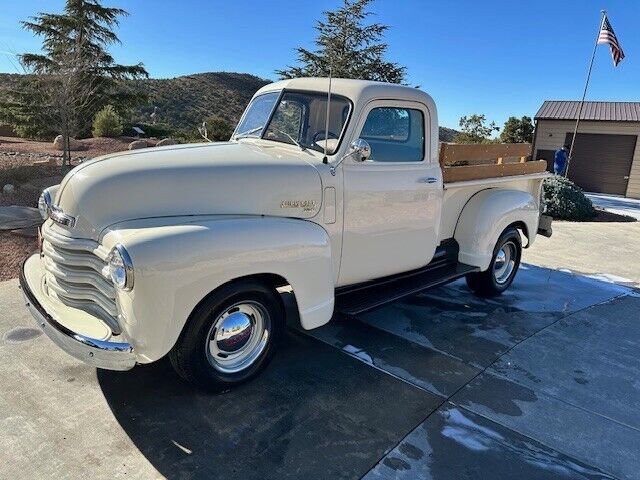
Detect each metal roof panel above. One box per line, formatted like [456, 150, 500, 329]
[535, 101, 640, 122]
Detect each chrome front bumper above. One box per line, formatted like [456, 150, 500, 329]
[20, 255, 136, 371]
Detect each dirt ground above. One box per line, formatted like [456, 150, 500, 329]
[0, 135, 140, 160]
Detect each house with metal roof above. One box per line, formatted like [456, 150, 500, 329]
[532, 101, 640, 198]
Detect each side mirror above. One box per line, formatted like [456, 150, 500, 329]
[329, 138, 372, 176]
[351, 138, 371, 162]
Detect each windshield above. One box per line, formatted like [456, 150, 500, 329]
[234, 90, 352, 153]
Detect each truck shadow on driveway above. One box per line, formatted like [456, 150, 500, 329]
[97, 264, 637, 479]
[96, 331, 442, 480]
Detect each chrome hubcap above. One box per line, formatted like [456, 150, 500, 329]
[206, 301, 271, 373]
[493, 241, 517, 284]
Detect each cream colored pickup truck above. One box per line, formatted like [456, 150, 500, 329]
[21, 78, 551, 390]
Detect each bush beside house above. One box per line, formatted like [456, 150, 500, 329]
[542, 176, 596, 221]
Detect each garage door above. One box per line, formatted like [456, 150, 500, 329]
[565, 132, 636, 195]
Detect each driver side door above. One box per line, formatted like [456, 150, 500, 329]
[338, 100, 443, 286]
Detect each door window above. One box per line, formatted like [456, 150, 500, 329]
[360, 107, 425, 162]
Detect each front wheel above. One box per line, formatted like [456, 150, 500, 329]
[169, 280, 285, 391]
[465, 227, 522, 297]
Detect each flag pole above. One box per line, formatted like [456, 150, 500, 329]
[565, 10, 606, 178]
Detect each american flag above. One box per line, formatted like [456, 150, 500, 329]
[597, 15, 625, 66]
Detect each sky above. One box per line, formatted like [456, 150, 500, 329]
[0, 0, 638, 129]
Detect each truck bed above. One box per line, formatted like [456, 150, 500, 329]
[436, 143, 549, 242]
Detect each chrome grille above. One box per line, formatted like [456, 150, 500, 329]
[41, 223, 120, 331]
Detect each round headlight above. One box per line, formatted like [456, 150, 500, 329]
[107, 245, 134, 290]
[38, 189, 52, 220]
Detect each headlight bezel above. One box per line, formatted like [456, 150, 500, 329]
[107, 244, 135, 291]
[38, 189, 53, 220]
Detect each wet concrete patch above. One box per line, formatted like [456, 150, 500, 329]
[3, 327, 41, 343]
[452, 372, 640, 480]
[97, 332, 442, 480]
[489, 295, 640, 431]
[361, 298, 561, 368]
[299, 316, 480, 397]
[364, 403, 616, 479]
[357, 264, 629, 369]
[451, 263, 630, 314]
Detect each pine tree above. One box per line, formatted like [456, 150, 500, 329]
[20, 0, 147, 79]
[276, 0, 406, 83]
[0, 1, 147, 167]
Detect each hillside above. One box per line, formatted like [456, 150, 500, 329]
[131, 72, 270, 129]
[0, 71, 458, 140]
[438, 126, 459, 143]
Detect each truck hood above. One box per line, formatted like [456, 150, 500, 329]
[55, 141, 323, 239]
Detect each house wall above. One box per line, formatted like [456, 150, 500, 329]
[533, 119, 640, 198]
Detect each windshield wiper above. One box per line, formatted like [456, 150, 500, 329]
[234, 125, 264, 139]
[274, 129, 305, 151]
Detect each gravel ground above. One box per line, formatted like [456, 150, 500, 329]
[0, 135, 142, 159]
[0, 233, 36, 281]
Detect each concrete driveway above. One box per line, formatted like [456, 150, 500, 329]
[526, 194, 640, 288]
[1, 265, 639, 479]
[587, 193, 640, 221]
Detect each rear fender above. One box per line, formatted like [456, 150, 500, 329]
[102, 216, 334, 363]
[454, 189, 539, 271]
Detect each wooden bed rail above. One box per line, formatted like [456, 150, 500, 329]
[439, 142, 548, 183]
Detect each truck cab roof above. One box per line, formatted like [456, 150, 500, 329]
[255, 77, 438, 116]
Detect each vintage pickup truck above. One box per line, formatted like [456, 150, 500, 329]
[21, 78, 551, 390]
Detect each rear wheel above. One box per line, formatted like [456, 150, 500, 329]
[169, 280, 285, 391]
[465, 227, 522, 297]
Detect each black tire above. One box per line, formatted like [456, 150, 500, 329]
[465, 227, 522, 297]
[169, 280, 285, 391]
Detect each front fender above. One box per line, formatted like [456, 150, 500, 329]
[102, 216, 334, 363]
[454, 189, 539, 271]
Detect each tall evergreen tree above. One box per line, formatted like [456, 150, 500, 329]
[20, 0, 147, 79]
[276, 0, 406, 83]
[0, 0, 147, 164]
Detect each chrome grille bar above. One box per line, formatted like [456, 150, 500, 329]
[41, 223, 118, 329]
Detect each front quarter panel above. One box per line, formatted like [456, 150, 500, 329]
[102, 216, 334, 363]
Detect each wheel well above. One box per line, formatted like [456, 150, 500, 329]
[507, 221, 530, 247]
[188, 273, 291, 321]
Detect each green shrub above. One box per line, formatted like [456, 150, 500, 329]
[92, 105, 123, 138]
[203, 116, 233, 141]
[542, 176, 596, 221]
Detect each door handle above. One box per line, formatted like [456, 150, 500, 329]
[421, 177, 438, 184]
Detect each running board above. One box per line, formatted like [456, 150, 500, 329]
[335, 240, 479, 315]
